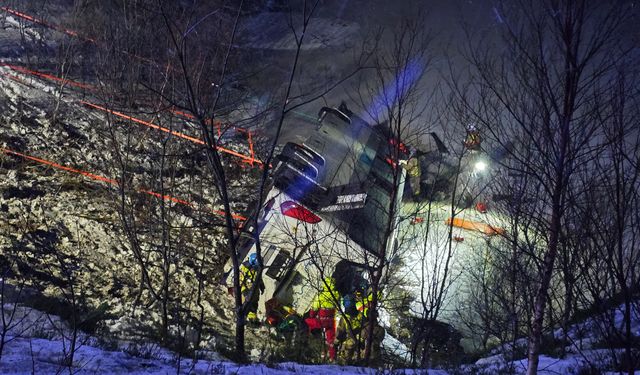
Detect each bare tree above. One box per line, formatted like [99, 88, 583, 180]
[134, 0, 374, 359]
[339, 15, 440, 363]
[150, 0, 311, 359]
[571, 68, 640, 373]
[56, 0, 240, 354]
[0, 256, 31, 363]
[598, 70, 640, 374]
[454, 1, 637, 372]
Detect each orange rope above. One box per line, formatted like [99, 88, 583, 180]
[1, 147, 246, 221]
[1, 6, 94, 42]
[82, 101, 262, 166]
[1, 64, 94, 90]
[2, 147, 118, 185]
[0, 7, 159, 65]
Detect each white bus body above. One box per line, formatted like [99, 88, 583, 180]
[230, 104, 407, 316]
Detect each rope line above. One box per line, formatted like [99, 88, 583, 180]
[81, 101, 261, 166]
[1, 147, 247, 221]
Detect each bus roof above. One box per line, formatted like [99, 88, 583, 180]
[301, 106, 405, 256]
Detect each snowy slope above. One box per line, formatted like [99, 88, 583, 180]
[0, 305, 443, 375]
[2, 301, 638, 374]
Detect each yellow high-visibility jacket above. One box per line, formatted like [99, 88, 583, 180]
[311, 277, 340, 310]
[356, 290, 382, 318]
[240, 262, 257, 294]
[405, 157, 420, 177]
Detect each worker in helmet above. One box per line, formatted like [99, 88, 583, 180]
[335, 287, 385, 363]
[305, 277, 340, 361]
[464, 123, 481, 151]
[240, 253, 264, 324]
[403, 151, 422, 199]
[334, 293, 363, 363]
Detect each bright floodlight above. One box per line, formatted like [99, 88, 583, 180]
[474, 160, 488, 172]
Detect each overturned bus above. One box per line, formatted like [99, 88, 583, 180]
[229, 103, 409, 317]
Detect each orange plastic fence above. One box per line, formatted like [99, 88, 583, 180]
[445, 217, 505, 236]
[1, 147, 246, 221]
[1, 63, 95, 90]
[1, 7, 158, 64]
[81, 101, 261, 166]
[1, 6, 92, 41]
[170, 108, 257, 166]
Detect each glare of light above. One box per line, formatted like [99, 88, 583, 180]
[475, 160, 488, 172]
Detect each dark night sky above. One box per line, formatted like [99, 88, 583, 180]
[246, 0, 500, 144]
[320, 0, 496, 37]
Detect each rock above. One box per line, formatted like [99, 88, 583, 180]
[2, 186, 46, 199]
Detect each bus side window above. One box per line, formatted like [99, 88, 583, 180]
[265, 250, 292, 281]
[261, 198, 275, 221]
[263, 244, 277, 266]
[236, 233, 255, 265]
[257, 198, 276, 234]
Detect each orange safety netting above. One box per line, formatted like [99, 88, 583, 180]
[170, 108, 257, 165]
[1, 63, 95, 90]
[2, 62, 256, 165]
[1, 6, 93, 42]
[1, 147, 247, 221]
[81, 101, 261, 166]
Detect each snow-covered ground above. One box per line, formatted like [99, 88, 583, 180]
[0, 304, 440, 374]
[2, 300, 639, 374]
[2, 5, 640, 374]
[468, 300, 640, 374]
[1, 335, 387, 374]
[0, 7, 264, 365]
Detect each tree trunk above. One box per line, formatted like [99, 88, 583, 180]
[623, 286, 633, 375]
[527, 170, 566, 374]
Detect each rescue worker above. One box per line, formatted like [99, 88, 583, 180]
[359, 309, 385, 362]
[464, 123, 481, 150]
[403, 153, 421, 199]
[240, 253, 264, 324]
[335, 289, 385, 363]
[305, 277, 340, 361]
[335, 294, 363, 363]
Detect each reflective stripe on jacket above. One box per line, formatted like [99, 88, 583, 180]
[356, 290, 382, 318]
